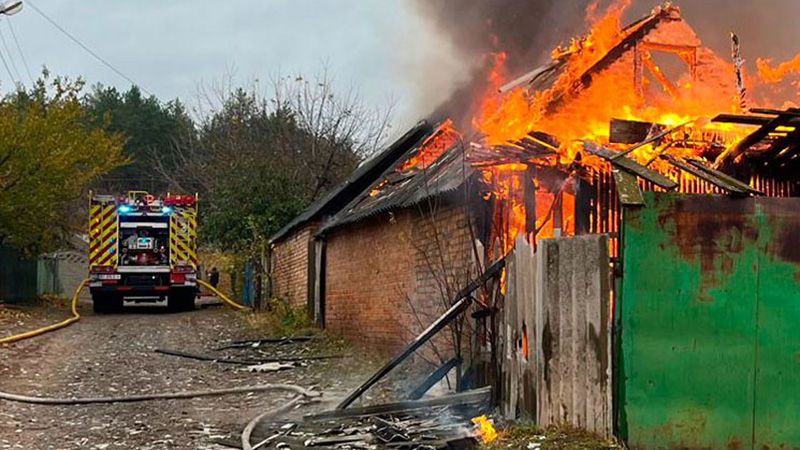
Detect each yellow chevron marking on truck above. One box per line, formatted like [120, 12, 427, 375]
[89, 203, 118, 268]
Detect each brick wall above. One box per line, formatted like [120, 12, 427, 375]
[325, 210, 416, 352]
[324, 194, 476, 354]
[270, 222, 317, 310]
[407, 198, 477, 358]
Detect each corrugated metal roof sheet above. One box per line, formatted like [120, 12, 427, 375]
[317, 142, 473, 235]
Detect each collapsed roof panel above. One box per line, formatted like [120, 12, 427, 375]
[318, 123, 474, 236]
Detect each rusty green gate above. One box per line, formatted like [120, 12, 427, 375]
[618, 192, 800, 449]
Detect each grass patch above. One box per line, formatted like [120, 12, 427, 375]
[240, 298, 330, 338]
[238, 299, 350, 355]
[484, 424, 618, 450]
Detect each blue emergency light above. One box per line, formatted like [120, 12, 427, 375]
[118, 205, 133, 214]
[162, 206, 173, 215]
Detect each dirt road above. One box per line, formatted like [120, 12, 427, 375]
[0, 303, 360, 450]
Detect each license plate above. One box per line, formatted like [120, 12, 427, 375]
[97, 274, 121, 280]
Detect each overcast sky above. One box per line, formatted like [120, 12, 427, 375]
[5, 0, 466, 130]
[8, 1, 800, 133]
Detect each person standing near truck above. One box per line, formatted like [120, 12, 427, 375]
[209, 267, 220, 289]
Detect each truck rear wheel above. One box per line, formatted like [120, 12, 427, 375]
[92, 293, 123, 314]
[168, 289, 195, 312]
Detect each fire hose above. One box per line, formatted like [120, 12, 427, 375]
[0, 279, 89, 345]
[197, 279, 250, 311]
[0, 383, 317, 406]
[0, 276, 250, 346]
[0, 275, 311, 443]
[241, 394, 317, 450]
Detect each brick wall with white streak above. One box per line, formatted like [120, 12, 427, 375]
[270, 222, 318, 310]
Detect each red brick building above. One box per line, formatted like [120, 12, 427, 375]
[269, 118, 484, 353]
[268, 122, 432, 312]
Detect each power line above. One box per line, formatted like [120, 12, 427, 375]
[6, 20, 33, 84]
[0, 43, 17, 88]
[0, 25, 21, 83]
[26, 0, 151, 96]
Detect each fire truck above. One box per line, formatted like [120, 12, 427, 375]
[88, 191, 199, 313]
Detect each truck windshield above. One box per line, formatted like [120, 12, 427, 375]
[118, 223, 170, 266]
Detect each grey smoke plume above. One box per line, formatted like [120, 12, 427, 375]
[411, 0, 800, 123]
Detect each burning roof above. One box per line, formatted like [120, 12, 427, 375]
[318, 121, 473, 235]
[319, 1, 800, 241]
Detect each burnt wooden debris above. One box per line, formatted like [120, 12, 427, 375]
[408, 357, 463, 400]
[212, 388, 491, 449]
[584, 141, 678, 189]
[155, 340, 343, 370]
[610, 118, 663, 144]
[612, 168, 645, 206]
[609, 121, 691, 162]
[468, 132, 558, 168]
[335, 258, 506, 410]
[216, 336, 315, 350]
[713, 107, 800, 176]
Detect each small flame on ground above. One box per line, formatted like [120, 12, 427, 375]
[471, 415, 498, 443]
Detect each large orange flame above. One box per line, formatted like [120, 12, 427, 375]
[757, 54, 800, 85]
[472, 1, 750, 168]
[399, 119, 460, 173]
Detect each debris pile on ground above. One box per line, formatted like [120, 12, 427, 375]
[213, 387, 491, 449]
[0, 304, 29, 326]
[153, 335, 344, 374]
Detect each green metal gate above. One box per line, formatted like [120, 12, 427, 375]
[618, 193, 800, 449]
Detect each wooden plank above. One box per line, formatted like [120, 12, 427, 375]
[544, 239, 561, 426]
[308, 387, 491, 420]
[517, 236, 536, 419]
[572, 237, 588, 429]
[612, 168, 646, 206]
[503, 252, 518, 418]
[748, 107, 800, 117]
[584, 142, 678, 190]
[558, 238, 574, 426]
[534, 237, 548, 426]
[685, 158, 764, 195]
[583, 238, 600, 432]
[408, 357, 462, 400]
[660, 154, 746, 194]
[711, 113, 776, 126]
[588, 235, 611, 434]
[609, 118, 655, 144]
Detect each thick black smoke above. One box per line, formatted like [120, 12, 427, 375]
[411, 0, 800, 124]
[410, 0, 594, 125]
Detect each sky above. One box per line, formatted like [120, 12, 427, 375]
[4, 0, 466, 131]
[7, 1, 800, 134]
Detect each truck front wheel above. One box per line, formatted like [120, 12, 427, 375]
[168, 289, 195, 312]
[92, 293, 123, 314]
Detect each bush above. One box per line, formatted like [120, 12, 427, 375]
[241, 298, 319, 338]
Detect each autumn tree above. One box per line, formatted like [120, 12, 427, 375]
[0, 75, 126, 254]
[154, 72, 393, 251]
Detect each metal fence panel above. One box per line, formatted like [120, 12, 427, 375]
[0, 246, 37, 302]
[619, 193, 800, 449]
[752, 200, 800, 447]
